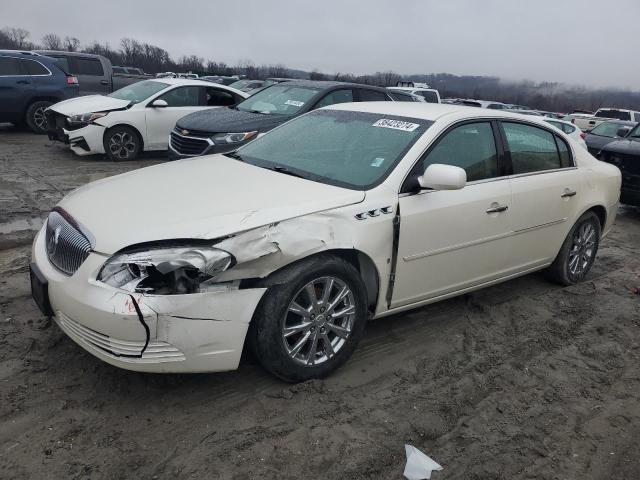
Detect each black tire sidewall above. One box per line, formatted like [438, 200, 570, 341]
[25, 101, 52, 134]
[556, 212, 601, 284]
[250, 256, 368, 382]
[103, 126, 141, 161]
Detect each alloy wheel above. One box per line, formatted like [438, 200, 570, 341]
[33, 107, 47, 130]
[282, 276, 356, 367]
[108, 132, 136, 160]
[568, 222, 596, 276]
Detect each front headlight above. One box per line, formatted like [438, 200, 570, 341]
[68, 112, 108, 127]
[212, 131, 258, 144]
[97, 245, 234, 294]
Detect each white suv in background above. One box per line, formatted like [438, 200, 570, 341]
[388, 82, 440, 103]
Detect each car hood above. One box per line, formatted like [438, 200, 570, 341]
[600, 138, 640, 155]
[176, 107, 288, 133]
[585, 134, 618, 151]
[49, 95, 131, 116]
[58, 155, 365, 254]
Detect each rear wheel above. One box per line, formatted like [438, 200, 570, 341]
[249, 255, 368, 382]
[545, 211, 601, 285]
[103, 126, 141, 161]
[25, 101, 52, 134]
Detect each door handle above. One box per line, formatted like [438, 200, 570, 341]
[486, 204, 508, 214]
[16, 79, 30, 84]
[100, 80, 109, 85]
[561, 189, 577, 198]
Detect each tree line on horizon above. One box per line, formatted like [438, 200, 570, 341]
[2, 26, 639, 113]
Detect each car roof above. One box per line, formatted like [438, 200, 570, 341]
[277, 79, 386, 91]
[595, 119, 638, 126]
[327, 102, 559, 124]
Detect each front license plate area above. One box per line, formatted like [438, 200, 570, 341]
[30, 263, 53, 317]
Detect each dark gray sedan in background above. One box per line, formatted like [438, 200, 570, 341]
[168, 80, 392, 160]
[584, 119, 637, 156]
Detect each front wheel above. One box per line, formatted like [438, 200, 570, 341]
[545, 211, 601, 285]
[103, 126, 141, 161]
[248, 255, 368, 382]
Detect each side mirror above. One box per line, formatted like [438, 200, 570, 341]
[418, 164, 467, 190]
[150, 99, 168, 108]
[617, 127, 630, 138]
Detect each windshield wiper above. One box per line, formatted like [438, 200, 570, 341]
[224, 152, 244, 161]
[270, 166, 307, 179]
[246, 109, 270, 115]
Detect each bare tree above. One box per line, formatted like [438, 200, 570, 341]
[3, 27, 31, 49]
[41, 33, 63, 50]
[64, 36, 80, 52]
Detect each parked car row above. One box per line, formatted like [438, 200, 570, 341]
[29, 101, 623, 381]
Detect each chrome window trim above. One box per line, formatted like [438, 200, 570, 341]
[0, 56, 52, 77]
[397, 115, 578, 195]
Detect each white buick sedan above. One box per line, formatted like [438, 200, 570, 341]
[45, 79, 248, 161]
[30, 103, 621, 382]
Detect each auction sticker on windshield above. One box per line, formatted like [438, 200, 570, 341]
[285, 100, 304, 107]
[372, 119, 420, 132]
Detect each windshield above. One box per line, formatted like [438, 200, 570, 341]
[236, 85, 319, 115]
[109, 80, 168, 104]
[233, 110, 430, 190]
[627, 125, 640, 138]
[590, 121, 630, 137]
[595, 109, 631, 121]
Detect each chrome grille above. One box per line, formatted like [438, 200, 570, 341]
[170, 130, 210, 156]
[45, 210, 92, 275]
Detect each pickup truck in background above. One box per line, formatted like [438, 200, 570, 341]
[34, 50, 150, 96]
[572, 108, 640, 132]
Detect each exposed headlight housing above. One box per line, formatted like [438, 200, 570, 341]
[67, 112, 108, 127]
[97, 245, 234, 294]
[212, 131, 258, 144]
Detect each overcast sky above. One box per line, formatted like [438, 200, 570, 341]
[3, 0, 637, 89]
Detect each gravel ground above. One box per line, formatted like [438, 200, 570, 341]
[1, 126, 639, 480]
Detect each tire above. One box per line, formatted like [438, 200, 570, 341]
[25, 101, 52, 134]
[545, 211, 601, 286]
[248, 255, 368, 382]
[103, 126, 141, 161]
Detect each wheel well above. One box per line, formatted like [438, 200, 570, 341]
[24, 97, 60, 115]
[585, 205, 606, 230]
[104, 124, 144, 151]
[305, 249, 380, 313]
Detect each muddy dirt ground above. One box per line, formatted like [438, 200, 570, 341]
[1, 125, 639, 480]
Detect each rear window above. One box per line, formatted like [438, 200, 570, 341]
[0, 57, 22, 75]
[417, 90, 439, 103]
[52, 57, 71, 73]
[22, 59, 49, 75]
[358, 89, 389, 102]
[460, 100, 482, 107]
[75, 57, 104, 76]
[595, 109, 631, 121]
[388, 91, 417, 102]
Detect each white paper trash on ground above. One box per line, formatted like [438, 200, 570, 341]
[403, 444, 443, 480]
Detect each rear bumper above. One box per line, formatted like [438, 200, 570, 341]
[31, 227, 267, 373]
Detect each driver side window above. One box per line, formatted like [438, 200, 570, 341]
[157, 86, 201, 107]
[314, 89, 353, 109]
[420, 122, 498, 182]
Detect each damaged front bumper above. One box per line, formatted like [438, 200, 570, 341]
[31, 228, 267, 373]
[45, 110, 105, 156]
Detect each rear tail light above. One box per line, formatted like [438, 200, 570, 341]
[67, 75, 78, 85]
[580, 132, 586, 140]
